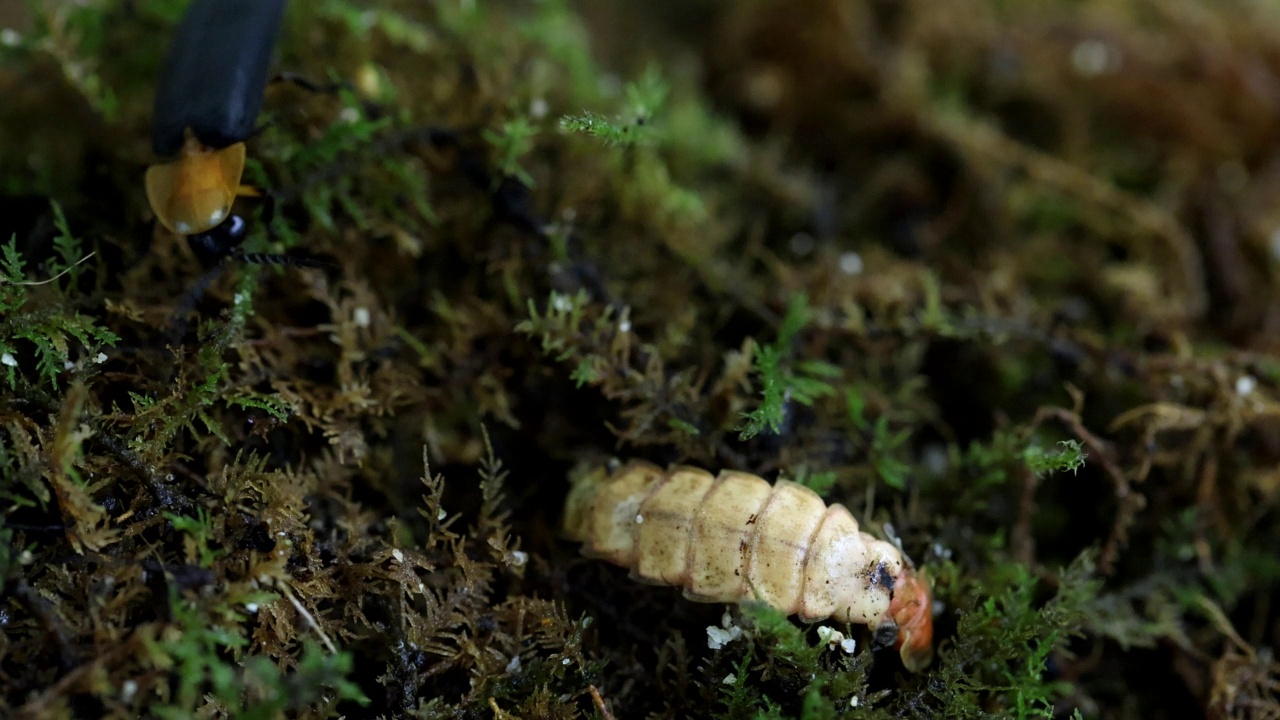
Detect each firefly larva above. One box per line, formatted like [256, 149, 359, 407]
[563, 461, 934, 671]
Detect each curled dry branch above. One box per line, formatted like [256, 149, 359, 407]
[1032, 387, 1145, 574]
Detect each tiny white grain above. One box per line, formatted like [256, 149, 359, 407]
[838, 252, 863, 275]
[1236, 375, 1257, 396]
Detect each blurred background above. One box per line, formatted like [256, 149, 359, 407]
[2, 1, 1279, 718]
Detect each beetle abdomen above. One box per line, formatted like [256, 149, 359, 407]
[563, 461, 934, 671]
[152, 0, 288, 156]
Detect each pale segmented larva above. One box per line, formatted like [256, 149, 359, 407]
[562, 461, 934, 672]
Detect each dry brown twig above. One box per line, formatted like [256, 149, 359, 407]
[589, 684, 617, 720]
[1031, 386, 1145, 574]
[1200, 595, 1280, 720]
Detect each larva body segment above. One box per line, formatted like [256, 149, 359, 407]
[687, 470, 773, 602]
[563, 461, 934, 672]
[635, 467, 716, 585]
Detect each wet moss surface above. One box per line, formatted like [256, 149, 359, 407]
[2, 0, 1279, 717]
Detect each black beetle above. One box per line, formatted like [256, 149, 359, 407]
[144, 0, 286, 240]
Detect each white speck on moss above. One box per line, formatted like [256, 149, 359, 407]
[817, 625, 841, 647]
[1236, 375, 1257, 396]
[922, 443, 948, 476]
[838, 251, 863, 275]
[1071, 39, 1120, 76]
[2, 353, 16, 367]
[818, 626, 854, 653]
[707, 624, 742, 649]
[354, 307, 371, 328]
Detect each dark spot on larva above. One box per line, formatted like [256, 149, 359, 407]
[870, 562, 895, 593]
[746, 514, 758, 525]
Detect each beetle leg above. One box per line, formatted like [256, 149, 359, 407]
[271, 71, 350, 96]
[166, 263, 229, 353]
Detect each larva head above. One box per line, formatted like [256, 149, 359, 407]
[887, 566, 934, 672]
[146, 136, 246, 236]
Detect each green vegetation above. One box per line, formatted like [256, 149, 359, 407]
[2, 0, 1279, 718]
[561, 66, 669, 147]
[0, 205, 118, 391]
[738, 294, 841, 441]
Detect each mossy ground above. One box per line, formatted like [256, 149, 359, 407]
[2, 0, 1279, 718]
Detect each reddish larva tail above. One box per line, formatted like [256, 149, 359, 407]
[563, 461, 935, 671]
[888, 566, 934, 672]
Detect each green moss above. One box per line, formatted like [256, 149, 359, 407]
[739, 294, 840, 440]
[561, 65, 669, 148]
[143, 591, 365, 718]
[0, 207, 118, 391]
[921, 553, 1099, 718]
[1022, 440, 1086, 478]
